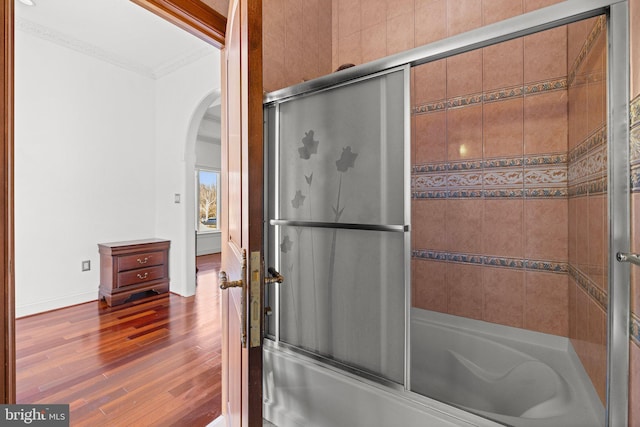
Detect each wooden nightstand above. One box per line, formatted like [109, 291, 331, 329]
[98, 238, 170, 306]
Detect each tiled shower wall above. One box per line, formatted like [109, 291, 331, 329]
[408, 11, 608, 407]
[567, 16, 608, 405]
[410, 25, 570, 336]
[263, 0, 333, 93]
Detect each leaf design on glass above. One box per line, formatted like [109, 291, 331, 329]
[298, 130, 319, 160]
[336, 146, 358, 172]
[291, 190, 306, 208]
[280, 235, 293, 253]
[305, 173, 313, 185]
[332, 206, 345, 221]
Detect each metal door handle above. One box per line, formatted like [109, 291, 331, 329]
[616, 252, 640, 266]
[219, 250, 248, 347]
[219, 271, 244, 289]
[264, 267, 284, 284]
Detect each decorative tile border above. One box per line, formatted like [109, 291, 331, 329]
[412, 249, 568, 274]
[483, 86, 525, 103]
[631, 313, 640, 346]
[568, 127, 607, 163]
[630, 127, 640, 165]
[568, 15, 606, 87]
[412, 77, 568, 115]
[568, 144, 607, 185]
[568, 264, 608, 312]
[631, 97, 640, 191]
[412, 154, 567, 199]
[631, 166, 640, 193]
[524, 78, 568, 96]
[631, 95, 640, 130]
[568, 126, 608, 197]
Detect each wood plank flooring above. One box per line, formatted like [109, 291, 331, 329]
[16, 254, 223, 427]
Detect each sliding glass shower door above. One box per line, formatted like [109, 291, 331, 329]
[265, 67, 410, 385]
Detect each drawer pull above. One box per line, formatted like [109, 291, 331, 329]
[137, 272, 149, 280]
[137, 257, 149, 264]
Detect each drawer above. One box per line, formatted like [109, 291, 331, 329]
[116, 265, 166, 288]
[117, 251, 166, 272]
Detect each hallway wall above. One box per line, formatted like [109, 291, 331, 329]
[14, 30, 157, 317]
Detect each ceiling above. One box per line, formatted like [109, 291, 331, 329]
[15, 0, 222, 79]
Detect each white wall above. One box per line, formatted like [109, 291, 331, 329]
[15, 31, 157, 317]
[15, 30, 221, 316]
[154, 52, 221, 297]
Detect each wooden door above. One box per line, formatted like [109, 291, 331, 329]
[220, 0, 263, 426]
[1, 0, 15, 404]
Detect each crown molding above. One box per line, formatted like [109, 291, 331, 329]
[16, 17, 213, 79]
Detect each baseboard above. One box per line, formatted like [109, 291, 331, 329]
[16, 291, 97, 318]
[207, 415, 224, 427]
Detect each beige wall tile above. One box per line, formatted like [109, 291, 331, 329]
[386, 0, 414, 19]
[568, 277, 577, 339]
[631, 0, 640, 98]
[447, 263, 484, 320]
[525, 271, 569, 336]
[446, 199, 483, 254]
[447, 0, 482, 36]
[524, 26, 567, 83]
[412, 199, 447, 251]
[587, 299, 607, 404]
[630, 342, 640, 426]
[483, 199, 524, 258]
[447, 50, 483, 98]
[338, 31, 362, 67]
[483, 39, 524, 92]
[524, 91, 568, 155]
[483, 98, 524, 158]
[568, 83, 588, 150]
[386, 12, 415, 55]
[525, 0, 565, 12]
[413, 60, 447, 106]
[588, 195, 606, 290]
[575, 196, 589, 268]
[483, 267, 525, 328]
[338, 0, 361, 38]
[413, 259, 448, 312]
[447, 105, 483, 161]
[414, 112, 447, 164]
[415, 0, 447, 46]
[483, 0, 524, 25]
[361, 22, 387, 63]
[361, 0, 386, 28]
[524, 198, 568, 262]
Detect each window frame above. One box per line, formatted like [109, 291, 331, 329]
[196, 167, 221, 234]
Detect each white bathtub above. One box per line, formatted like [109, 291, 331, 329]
[411, 308, 604, 427]
[263, 309, 604, 427]
[263, 343, 500, 427]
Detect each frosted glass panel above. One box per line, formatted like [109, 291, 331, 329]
[277, 70, 405, 226]
[277, 225, 405, 384]
[268, 68, 408, 385]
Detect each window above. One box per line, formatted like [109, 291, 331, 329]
[197, 169, 220, 232]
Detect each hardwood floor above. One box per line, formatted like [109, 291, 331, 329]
[16, 254, 223, 427]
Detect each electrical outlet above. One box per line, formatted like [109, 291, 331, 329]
[82, 260, 91, 272]
[174, 193, 181, 204]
